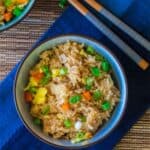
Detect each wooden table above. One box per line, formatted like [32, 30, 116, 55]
[0, 0, 149, 149]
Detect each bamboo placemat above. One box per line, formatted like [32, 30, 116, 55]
[0, 0, 149, 149]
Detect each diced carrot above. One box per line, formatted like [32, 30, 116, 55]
[4, 12, 12, 22]
[82, 91, 92, 101]
[31, 71, 44, 82]
[16, 0, 28, 4]
[24, 91, 33, 102]
[62, 102, 70, 111]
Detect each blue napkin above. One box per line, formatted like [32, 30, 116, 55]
[0, 0, 150, 149]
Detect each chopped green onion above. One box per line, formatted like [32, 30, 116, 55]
[41, 105, 50, 115]
[41, 66, 50, 75]
[95, 54, 104, 61]
[76, 132, 85, 138]
[72, 131, 86, 143]
[79, 116, 86, 122]
[101, 101, 111, 111]
[86, 46, 95, 55]
[69, 95, 81, 104]
[101, 60, 111, 72]
[40, 66, 51, 85]
[85, 77, 94, 86]
[93, 90, 102, 101]
[28, 87, 37, 94]
[64, 119, 72, 128]
[46, 72, 51, 78]
[40, 75, 50, 85]
[85, 85, 92, 90]
[90, 67, 100, 77]
[33, 118, 41, 126]
[59, 67, 68, 75]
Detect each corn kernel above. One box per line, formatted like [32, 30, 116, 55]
[80, 49, 87, 57]
[33, 88, 47, 104]
[52, 68, 60, 78]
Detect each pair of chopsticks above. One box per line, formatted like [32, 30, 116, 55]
[68, 0, 150, 70]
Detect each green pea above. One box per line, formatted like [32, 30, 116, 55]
[93, 90, 102, 101]
[59, 67, 68, 75]
[101, 101, 111, 111]
[90, 67, 100, 77]
[13, 7, 22, 17]
[41, 105, 50, 115]
[86, 46, 95, 55]
[69, 95, 81, 104]
[101, 60, 111, 72]
[64, 119, 72, 128]
[33, 118, 41, 126]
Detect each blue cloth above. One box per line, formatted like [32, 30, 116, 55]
[0, 0, 150, 149]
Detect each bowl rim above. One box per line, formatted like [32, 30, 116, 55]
[0, 0, 35, 32]
[14, 34, 128, 149]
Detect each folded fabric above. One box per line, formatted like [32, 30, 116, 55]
[0, 0, 150, 149]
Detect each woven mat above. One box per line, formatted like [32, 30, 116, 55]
[0, 0, 149, 149]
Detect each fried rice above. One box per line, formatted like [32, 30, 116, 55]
[24, 41, 120, 143]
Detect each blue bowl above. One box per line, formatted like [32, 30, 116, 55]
[14, 35, 128, 149]
[0, 0, 35, 32]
